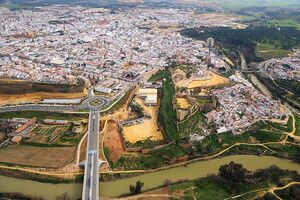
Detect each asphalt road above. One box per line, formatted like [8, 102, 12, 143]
[0, 96, 110, 113]
[82, 108, 100, 200]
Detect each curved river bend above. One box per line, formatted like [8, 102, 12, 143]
[0, 155, 299, 199]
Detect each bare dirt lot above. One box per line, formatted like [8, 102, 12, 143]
[0, 92, 84, 105]
[187, 71, 230, 89]
[175, 70, 230, 89]
[104, 120, 125, 163]
[176, 97, 191, 109]
[0, 145, 76, 168]
[0, 79, 85, 105]
[123, 97, 164, 143]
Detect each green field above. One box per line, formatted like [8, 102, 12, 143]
[0, 111, 87, 120]
[255, 43, 290, 60]
[264, 19, 300, 31]
[211, 0, 300, 10]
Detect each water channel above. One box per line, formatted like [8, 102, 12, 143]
[0, 155, 299, 199]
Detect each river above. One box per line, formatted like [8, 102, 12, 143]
[238, 51, 247, 70]
[0, 155, 299, 199]
[248, 74, 272, 97]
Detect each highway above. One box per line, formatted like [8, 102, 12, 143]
[82, 108, 100, 200]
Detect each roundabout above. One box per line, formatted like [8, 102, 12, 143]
[86, 97, 109, 110]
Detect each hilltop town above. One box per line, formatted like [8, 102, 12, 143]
[0, 2, 300, 200]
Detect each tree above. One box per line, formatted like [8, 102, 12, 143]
[164, 179, 172, 193]
[129, 185, 135, 195]
[135, 181, 144, 194]
[128, 181, 144, 195]
[56, 193, 71, 200]
[219, 161, 248, 193]
[263, 192, 277, 200]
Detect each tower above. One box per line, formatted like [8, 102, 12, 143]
[206, 37, 214, 48]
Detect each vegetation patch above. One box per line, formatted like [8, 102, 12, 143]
[167, 162, 300, 199]
[181, 26, 300, 62]
[178, 111, 207, 139]
[0, 111, 87, 120]
[255, 43, 291, 60]
[0, 79, 85, 95]
[148, 70, 170, 82]
[157, 70, 178, 141]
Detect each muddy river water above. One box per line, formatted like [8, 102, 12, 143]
[0, 155, 299, 199]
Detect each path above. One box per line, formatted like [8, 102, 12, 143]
[225, 181, 300, 200]
[269, 181, 300, 200]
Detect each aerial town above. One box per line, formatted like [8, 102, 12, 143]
[0, 1, 300, 200]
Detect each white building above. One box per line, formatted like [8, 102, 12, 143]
[138, 88, 158, 106]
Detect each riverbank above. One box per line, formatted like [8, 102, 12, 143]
[0, 155, 299, 199]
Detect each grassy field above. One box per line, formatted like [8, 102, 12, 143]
[0, 145, 76, 168]
[264, 19, 300, 31]
[0, 111, 87, 120]
[211, 0, 300, 10]
[255, 43, 290, 60]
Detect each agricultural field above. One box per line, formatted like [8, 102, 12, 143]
[27, 123, 85, 146]
[255, 43, 291, 60]
[211, 0, 300, 10]
[264, 19, 300, 31]
[29, 125, 69, 144]
[0, 145, 76, 168]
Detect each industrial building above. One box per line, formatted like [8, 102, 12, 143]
[138, 88, 158, 106]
